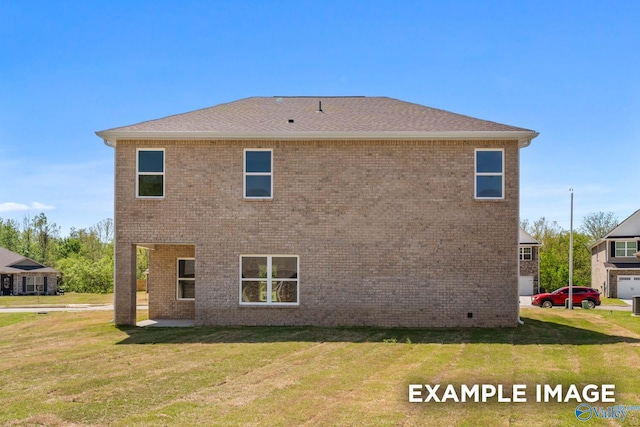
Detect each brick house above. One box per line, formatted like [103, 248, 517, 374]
[0, 247, 59, 296]
[519, 228, 541, 296]
[97, 96, 538, 327]
[590, 209, 640, 298]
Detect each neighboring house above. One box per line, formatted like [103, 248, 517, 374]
[590, 209, 640, 298]
[519, 228, 541, 296]
[97, 96, 538, 327]
[0, 247, 59, 296]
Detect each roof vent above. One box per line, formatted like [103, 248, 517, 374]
[317, 101, 324, 113]
[288, 119, 294, 123]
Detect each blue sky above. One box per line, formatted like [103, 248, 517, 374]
[1, 1, 639, 235]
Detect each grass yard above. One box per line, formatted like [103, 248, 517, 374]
[0, 292, 149, 307]
[600, 297, 631, 306]
[0, 309, 639, 426]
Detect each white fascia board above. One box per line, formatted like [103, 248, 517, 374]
[97, 130, 539, 148]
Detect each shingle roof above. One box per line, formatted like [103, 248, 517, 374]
[589, 208, 640, 249]
[519, 228, 542, 246]
[97, 96, 538, 145]
[0, 247, 59, 274]
[604, 262, 640, 269]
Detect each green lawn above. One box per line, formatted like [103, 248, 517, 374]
[600, 297, 631, 306]
[0, 309, 639, 426]
[0, 292, 149, 307]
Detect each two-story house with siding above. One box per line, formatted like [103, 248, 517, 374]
[519, 228, 542, 296]
[590, 209, 640, 298]
[97, 96, 538, 327]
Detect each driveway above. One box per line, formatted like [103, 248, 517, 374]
[519, 296, 631, 311]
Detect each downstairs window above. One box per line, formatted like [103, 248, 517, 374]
[240, 255, 298, 305]
[177, 258, 195, 300]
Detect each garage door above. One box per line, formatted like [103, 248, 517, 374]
[617, 276, 640, 299]
[519, 276, 534, 296]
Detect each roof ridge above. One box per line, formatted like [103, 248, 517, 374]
[272, 96, 368, 98]
[96, 96, 539, 145]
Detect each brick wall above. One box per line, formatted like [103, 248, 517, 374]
[12, 273, 58, 295]
[148, 245, 195, 319]
[520, 246, 540, 293]
[115, 139, 521, 327]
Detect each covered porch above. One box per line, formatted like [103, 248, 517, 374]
[115, 243, 195, 326]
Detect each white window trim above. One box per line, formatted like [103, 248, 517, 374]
[243, 149, 273, 200]
[176, 257, 195, 301]
[519, 246, 533, 261]
[615, 240, 637, 258]
[474, 148, 504, 200]
[136, 148, 165, 199]
[239, 255, 299, 306]
[26, 276, 36, 293]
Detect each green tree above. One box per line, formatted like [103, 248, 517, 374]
[136, 247, 149, 280]
[522, 217, 591, 292]
[30, 212, 60, 265]
[580, 211, 618, 242]
[0, 219, 21, 252]
[0, 215, 115, 294]
[56, 242, 114, 293]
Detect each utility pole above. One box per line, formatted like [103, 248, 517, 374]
[568, 188, 574, 310]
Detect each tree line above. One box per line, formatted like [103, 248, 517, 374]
[520, 211, 618, 292]
[0, 213, 117, 293]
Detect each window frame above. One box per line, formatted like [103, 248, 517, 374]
[136, 148, 165, 199]
[25, 276, 36, 293]
[474, 148, 504, 200]
[176, 257, 195, 301]
[239, 255, 299, 306]
[615, 241, 637, 258]
[519, 246, 532, 261]
[243, 149, 273, 200]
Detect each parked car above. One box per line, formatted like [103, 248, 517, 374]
[531, 286, 601, 309]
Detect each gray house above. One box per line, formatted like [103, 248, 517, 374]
[590, 209, 640, 298]
[0, 247, 59, 296]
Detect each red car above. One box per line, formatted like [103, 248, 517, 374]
[531, 287, 601, 309]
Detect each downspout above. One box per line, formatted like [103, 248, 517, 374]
[517, 142, 526, 325]
[517, 264, 524, 325]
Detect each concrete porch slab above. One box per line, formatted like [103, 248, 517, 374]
[137, 319, 195, 327]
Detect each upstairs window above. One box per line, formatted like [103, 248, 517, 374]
[137, 149, 164, 198]
[615, 241, 637, 257]
[475, 149, 504, 199]
[177, 258, 195, 300]
[244, 149, 272, 199]
[520, 247, 532, 261]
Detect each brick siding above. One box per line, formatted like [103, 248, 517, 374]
[115, 139, 521, 327]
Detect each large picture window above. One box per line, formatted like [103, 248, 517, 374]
[177, 258, 195, 300]
[244, 149, 272, 199]
[240, 255, 298, 305]
[137, 149, 165, 198]
[475, 149, 504, 199]
[615, 241, 637, 257]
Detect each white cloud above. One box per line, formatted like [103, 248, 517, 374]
[0, 202, 55, 212]
[31, 202, 56, 210]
